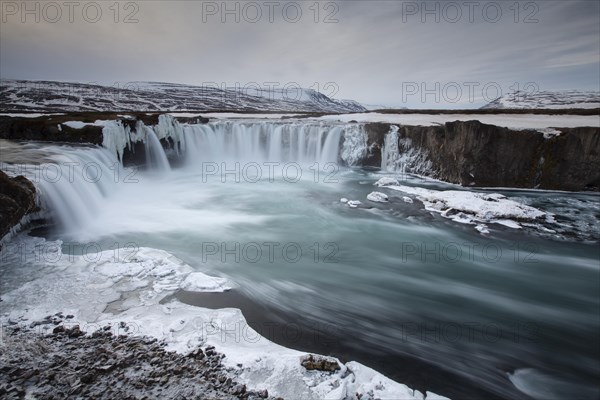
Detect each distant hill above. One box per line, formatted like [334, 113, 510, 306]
[0, 80, 367, 113]
[482, 90, 600, 109]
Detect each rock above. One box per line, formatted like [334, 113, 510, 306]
[258, 389, 269, 398]
[300, 354, 341, 372]
[80, 372, 97, 384]
[66, 326, 83, 338]
[364, 121, 600, 191]
[0, 171, 37, 244]
[52, 326, 65, 334]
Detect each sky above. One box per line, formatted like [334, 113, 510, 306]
[1, 0, 599, 108]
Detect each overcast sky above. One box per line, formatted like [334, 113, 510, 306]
[1, 0, 599, 108]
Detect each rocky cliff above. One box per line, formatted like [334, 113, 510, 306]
[364, 121, 600, 191]
[0, 170, 37, 244]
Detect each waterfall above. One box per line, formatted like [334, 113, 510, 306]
[142, 125, 171, 172]
[30, 146, 123, 233]
[100, 117, 370, 169]
[381, 125, 432, 176]
[381, 125, 400, 171]
[179, 121, 363, 167]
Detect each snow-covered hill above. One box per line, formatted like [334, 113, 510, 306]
[0, 80, 366, 113]
[482, 90, 600, 109]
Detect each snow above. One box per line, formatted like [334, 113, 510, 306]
[203, 113, 299, 119]
[374, 177, 401, 187]
[63, 120, 112, 129]
[180, 272, 233, 292]
[538, 128, 562, 139]
[367, 192, 389, 203]
[482, 90, 600, 110]
[317, 113, 600, 129]
[0, 235, 447, 400]
[1, 79, 366, 113]
[0, 113, 65, 117]
[402, 196, 414, 204]
[475, 224, 490, 234]
[373, 179, 547, 232]
[347, 200, 362, 208]
[340, 198, 349, 203]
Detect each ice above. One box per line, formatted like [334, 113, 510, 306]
[180, 272, 232, 292]
[402, 196, 414, 204]
[101, 120, 132, 163]
[340, 124, 368, 166]
[381, 184, 546, 232]
[367, 191, 389, 203]
[538, 128, 562, 139]
[374, 177, 401, 187]
[347, 200, 362, 208]
[387, 185, 545, 220]
[475, 224, 490, 234]
[340, 198, 349, 203]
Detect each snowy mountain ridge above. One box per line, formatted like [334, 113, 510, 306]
[0, 79, 366, 113]
[482, 90, 600, 109]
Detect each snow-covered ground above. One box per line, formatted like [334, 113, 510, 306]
[482, 90, 600, 109]
[317, 113, 600, 129]
[168, 111, 600, 130]
[0, 235, 447, 400]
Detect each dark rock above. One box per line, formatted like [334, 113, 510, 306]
[300, 354, 341, 372]
[52, 326, 65, 334]
[80, 372, 97, 384]
[66, 326, 83, 338]
[0, 171, 37, 243]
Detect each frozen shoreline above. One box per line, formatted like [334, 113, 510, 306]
[0, 234, 449, 400]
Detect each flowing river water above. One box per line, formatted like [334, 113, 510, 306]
[1, 119, 598, 400]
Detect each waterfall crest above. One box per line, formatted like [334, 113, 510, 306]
[101, 117, 370, 168]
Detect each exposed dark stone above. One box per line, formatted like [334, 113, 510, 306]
[0, 322, 274, 400]
[363, 122, 390, 167]
[0, 170, 37, 243]
[300, 354, 341, 372]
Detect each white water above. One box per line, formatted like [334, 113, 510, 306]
[100, 116, 369, 168]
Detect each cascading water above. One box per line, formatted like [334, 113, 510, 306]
[9, 145, 124, 234]
[142, 125, 171, 172]
[380, 125, 432, 175]
[180, 121, 353, 166]
[101, 116, 368, 169]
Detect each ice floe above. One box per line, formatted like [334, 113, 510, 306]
[367, 191, 389, 203]
[374, 178, 548, 233]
